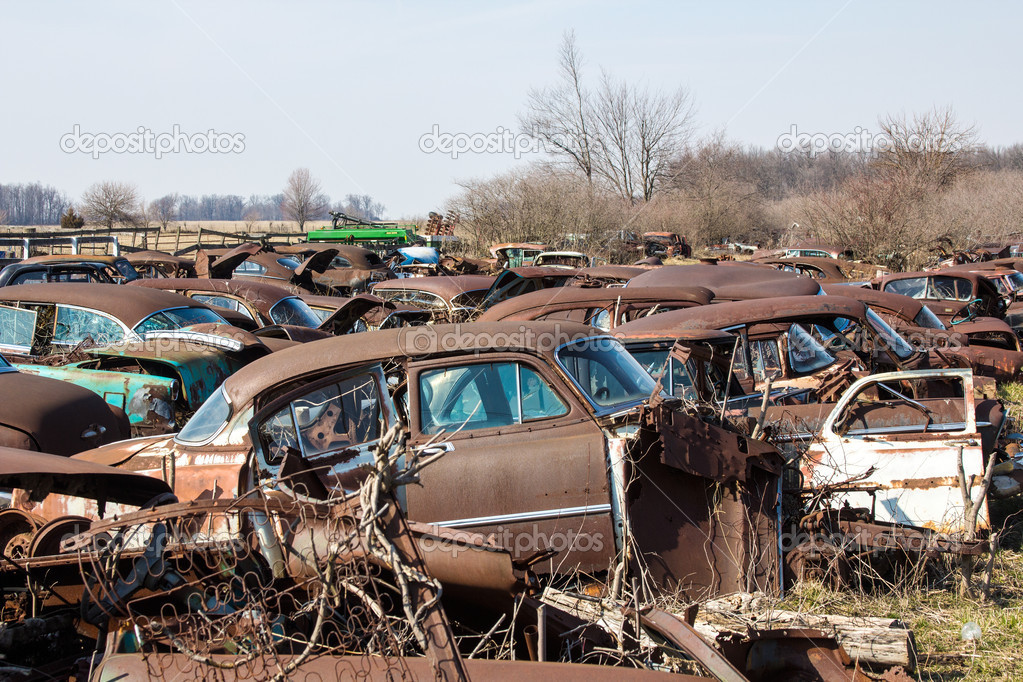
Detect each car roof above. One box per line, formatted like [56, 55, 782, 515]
[222, 320, 600, 407]
[129, 277, 299, 313]
[0, 282, 214, 327]
[614, 295, 867, 337]
[370, 275, 496, 300]
[478, 286, 713, 322]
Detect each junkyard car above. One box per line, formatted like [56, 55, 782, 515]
[0, 254, 140, 286]
[876, 270, 1007, 323]
[124, 249, 198, 278]
[369, 275, 496, 322]
[489, 242, 548, 269]
[0, 283, 229, 355]
[0, 353, 130, 455]
[67, 321, 784, 596]
[626, 262, 823, 299]
[478, 285, 713, 330]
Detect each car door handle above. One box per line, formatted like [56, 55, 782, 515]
[416, 442, 454, 457]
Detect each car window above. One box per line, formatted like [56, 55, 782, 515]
[257, 373, 382, 466]
[276, 257, 302, 270]
[556, 337, 660, 410]
[234, 261, 267, 275]
[10, 271, 47, 285]
[836, 375, 968, 436]
[0, 305, 36, 351]
[134, 307, 228, 334]
[53, 306, 125, 346]
[268, 297, 324, 327]
[190, 294, 256, 320]
[419, 362, 567, 435]
[332, 257, 352, 268]
[885, 277, 927, 298]
[930, 276, 973, 301]
[750, 339, 783, 382]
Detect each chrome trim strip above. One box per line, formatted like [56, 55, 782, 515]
[435, 503, 613, 529]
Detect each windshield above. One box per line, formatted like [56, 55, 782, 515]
[1007, 272, 1023, 291]
[268, 297, 322, 327]
[630, 348, 697, 400]
[866, 307, 915, 360]
[134, 306, 228, 335]
[913, 305, 945, 329]
[556, 336, 661, 411]
[788, 324, 836, 374]
[175, 385, 231, 444]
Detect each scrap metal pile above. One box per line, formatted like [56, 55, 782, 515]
[0, 237, 1021, 679]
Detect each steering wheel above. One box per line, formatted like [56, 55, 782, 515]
[950, 299, 981, 325]
[594, 386, 611, 402]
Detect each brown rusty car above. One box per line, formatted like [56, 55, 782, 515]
[369, 275, 495, 322]
[0, 353, 129, 456]
[627, 263, 823, 300]
[875, 270, 1007, 322]
[477, 286, 713, 330]
[64, 321, 784, 597]
[0, 283, 229, 355]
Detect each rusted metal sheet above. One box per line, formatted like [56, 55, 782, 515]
[15, 362, 179, 431]
[0, 369, 130, 456]
[0, 446, 171, 507]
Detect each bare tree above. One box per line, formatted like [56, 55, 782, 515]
[520, 31, 594, 181]
[282, 168, 330, 231]
[521, 32, 695, 202]
[149, 194, 179, 229]
[0, 208, 7, 226]
[338, 194, 385, 221]
[874, 106, 978, 189]
[81, 181, 142, 228]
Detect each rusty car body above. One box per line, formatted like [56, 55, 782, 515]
[64, 321, 784, 599]
[276, 242, 395, 290]
[626, 263, 823, 300]
[124, 249, 198, 278]
[13, 328, 281, 435]
[489, 242, 548, 268]
[369, 274, 496, 322]
[0, 354, 130, 455]
[478, 266, 586, 311]
[613, 295, 924, 393]
[129, 277, 336, 337]
[822, 284, 1023, 382]
[875, 270, 1007, 322]
[755, 257, 883, 283]
[0, 253, 141, 287]
[477, 285, 714, 330]
[0, 283, 230, 356]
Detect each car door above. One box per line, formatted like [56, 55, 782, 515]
[405, 353, 617, 570]
[804, 368, 988, 534]
[251, 364, 396, 496]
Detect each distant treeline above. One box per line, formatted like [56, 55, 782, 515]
[0, 185, 385, 226]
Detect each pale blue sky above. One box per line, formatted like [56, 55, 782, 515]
[2, 1, 1018, 218]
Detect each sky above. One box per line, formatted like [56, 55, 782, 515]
[2, 1, 1020, 219]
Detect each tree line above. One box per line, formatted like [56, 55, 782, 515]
[0, 170, 386, 230]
